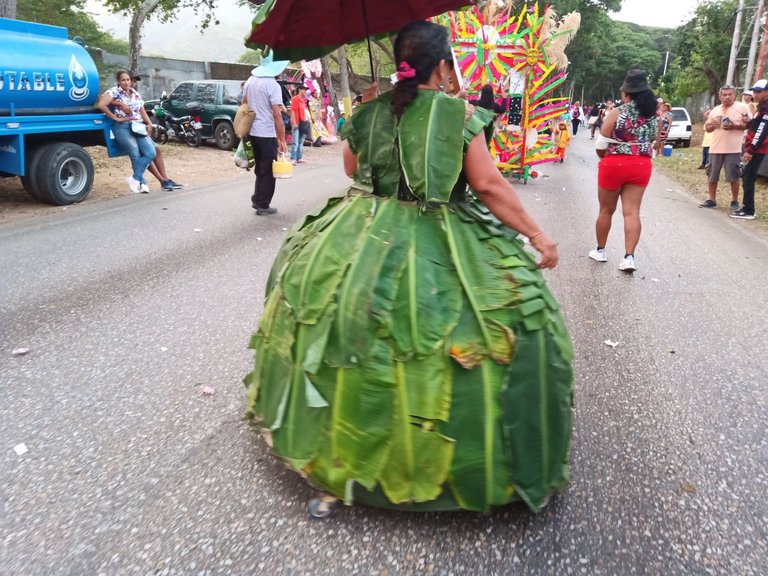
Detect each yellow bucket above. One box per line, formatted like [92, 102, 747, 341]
[272, 153, 293, 179]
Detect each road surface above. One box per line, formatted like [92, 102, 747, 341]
[2, 133, 766, 575]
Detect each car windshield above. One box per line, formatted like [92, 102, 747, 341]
[671, 109, 689, 122]
[221, 81, 242, 105]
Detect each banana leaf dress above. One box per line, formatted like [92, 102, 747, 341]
[245, 90, 573, 513]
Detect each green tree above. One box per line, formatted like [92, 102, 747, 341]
[15, 0, 129, 53]
[668, 0, 740, 102]
[103, 0, 219, 71]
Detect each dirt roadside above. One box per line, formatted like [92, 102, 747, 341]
[0, 141, 340, 225]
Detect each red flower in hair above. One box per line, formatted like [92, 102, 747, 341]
[397, 61, 417, 81]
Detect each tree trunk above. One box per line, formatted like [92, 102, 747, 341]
[129, 0, 162, 73]
[0, 0, 17, 19]
[337, 46, 352, 117]
[320, 55, 339, 117]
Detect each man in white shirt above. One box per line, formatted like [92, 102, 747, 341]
[700, 84, 751, 210]
[244, 53, 288, 215]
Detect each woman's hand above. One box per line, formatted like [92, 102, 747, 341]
[529, 231, 559, 269]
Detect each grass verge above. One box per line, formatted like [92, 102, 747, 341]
[653, 141, 768, 223]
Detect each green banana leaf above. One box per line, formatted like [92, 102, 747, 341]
[343, 93, 400, 197]
[390, 211, 463, 357]
[398, 93, 466, 203]
[443, 358, 512, 512]
[247, 293, 295, 427]
[379, 358, 455, 503]
[502, 328, 573, 510]
[281, 195, 372, 325]
[324, 197, 408, 367]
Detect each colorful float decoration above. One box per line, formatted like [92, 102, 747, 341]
[436, 2, 580, 183]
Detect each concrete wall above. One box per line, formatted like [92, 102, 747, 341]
[88, 49, 255, 100]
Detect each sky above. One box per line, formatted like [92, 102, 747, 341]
[84, 0, 704, 62]
[612, 0, 701, 29]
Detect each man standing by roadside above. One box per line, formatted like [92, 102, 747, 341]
[734, 79, 768, 220]
[700, 84, 751, 210]
[245, 53, 288, 215]
[290, 85, 309, 165]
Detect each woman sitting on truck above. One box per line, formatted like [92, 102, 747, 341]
[97, 69, 156, 194]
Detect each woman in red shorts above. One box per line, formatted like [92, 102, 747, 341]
[590, 69, 658, 272]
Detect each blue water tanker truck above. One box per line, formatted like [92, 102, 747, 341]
[0, 17, 126, 205]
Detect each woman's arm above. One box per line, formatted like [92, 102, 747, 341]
[342, 141, 357, 177]
[96, 91, 125, 122]
[600, 108, 619, 138]
[139, 105, 153, 136]
[463, 133, 558, 268]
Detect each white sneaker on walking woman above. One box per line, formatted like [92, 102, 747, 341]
[618, 255, 636, 272]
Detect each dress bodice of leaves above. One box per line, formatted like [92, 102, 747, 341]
[342, 91, 494, 203]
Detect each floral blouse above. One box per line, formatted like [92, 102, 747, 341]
[105, 86, 144, 120]
[606, 101, 658, 157]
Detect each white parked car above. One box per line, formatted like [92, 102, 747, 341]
[666, 107, 692, 148]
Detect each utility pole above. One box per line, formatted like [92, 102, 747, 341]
[663, 51, 670, 76]
[745, 0, 765, 86]
[727, 0, 745, 85]
[756, 3, 768, 80]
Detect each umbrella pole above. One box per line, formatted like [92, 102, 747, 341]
[360, 0, 376, 81]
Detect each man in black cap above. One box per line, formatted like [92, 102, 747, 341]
[735, 78, 768, 219]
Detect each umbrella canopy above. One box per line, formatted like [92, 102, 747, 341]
[245, 0, 476, 63]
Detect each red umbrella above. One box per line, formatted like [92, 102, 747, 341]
[246, 0, 476, 74]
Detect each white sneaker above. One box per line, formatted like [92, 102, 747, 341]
[140, 183, 150, 194]
[125, 176, 141, 194]
[589, 248, 607, 262]
[618, 255, 636, 272]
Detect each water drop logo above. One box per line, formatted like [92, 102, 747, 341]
[69, 55, 89, 101]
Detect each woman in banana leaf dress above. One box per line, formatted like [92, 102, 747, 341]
[246, 20, 573, 516]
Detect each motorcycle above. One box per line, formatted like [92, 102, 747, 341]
[150, 100, 204, 148]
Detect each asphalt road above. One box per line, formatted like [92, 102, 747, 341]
[2, 134, 767, 575]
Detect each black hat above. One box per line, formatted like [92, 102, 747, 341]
[128, 70, 141, 81]
[620, 69, 649, 94]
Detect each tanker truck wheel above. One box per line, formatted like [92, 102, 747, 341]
[20, 145, 47, 202]
[33, 143, 94, 205]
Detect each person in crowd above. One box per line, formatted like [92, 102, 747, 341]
[570, 100, 581, 135]
[246, 20, 570, 519]
[588, 103, 602, 139]
[468, 83, 505, 113]
[117, 73, 183, 191]
[589, 69, 658, 273]
[742, 90, 757, 116]
[336, 111, 346, 133]
[734, 79, 768, 219]
[97, 69, 156, 194]
[655, 102, 673, 158]
[699, 84, 751, 210]
[290, 84, 309, 164]
[468, 83, 505, 142]
[555, 119, 571, 162]
[237, 80, 246, 105]
[699, 107, 714, 169]
[244, 53, 288, 215]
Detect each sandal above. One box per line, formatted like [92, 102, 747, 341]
[308, 494, 339, 520]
